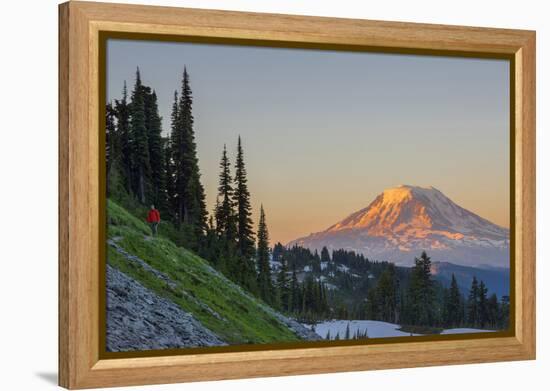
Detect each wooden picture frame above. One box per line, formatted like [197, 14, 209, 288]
[59, 1, 536, 389]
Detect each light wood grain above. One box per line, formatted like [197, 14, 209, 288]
[515, 37, 536, 352]
[58, 3, 70, 387]
[58, 1, 536, 389]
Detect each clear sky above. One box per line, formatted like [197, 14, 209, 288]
[107, 39, 510, 245]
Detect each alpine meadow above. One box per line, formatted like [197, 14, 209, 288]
[105, 39, 511, 352]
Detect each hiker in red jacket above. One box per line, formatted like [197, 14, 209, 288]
[146, 205, 161, 236]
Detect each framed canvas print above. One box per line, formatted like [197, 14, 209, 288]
[58, 1, 536, 389]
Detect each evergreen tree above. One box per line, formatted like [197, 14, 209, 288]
[272, 243, 285, 264]
[445, 274, 462, 327]
[215, 145, 237, 241]
[172, 79, 187, 224]
[129, 67, 151, 203]
[233, 136, 256, 260]
[365, 288, 379, 320]
[290, 263, 300, 313]
[162, 136, 175, 219]
[375, 264, 399, 323]
[145, 90, 166, 210]
[166, 91, 179, 212]
[277, 255, 291, 311]
[311, 249, 321, 273]
[467, 277, 480, 327]
[407, 251, 435, 325]
[232, 136, 260, 290]
[114, 81, 132, 193]
[320, 246, 331, 264]
[213, 145, 252, 286]
[172, 68, 208, 236]
[336, 303, 349, 319]
[487, 293, 499, 329]
[185, 169, 208, 246]
[319, 281, 329, 315]
[106, 101, 117, 189]
[345, 322, 351, 339]
[106, 101, 128, 199]
[498, 295, 510, 329]
[478, 280, 489, 328]
[256, 205, 273, 303]
[202, 215, 216, 259]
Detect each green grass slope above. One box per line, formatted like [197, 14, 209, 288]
[107, 199, 300, 345]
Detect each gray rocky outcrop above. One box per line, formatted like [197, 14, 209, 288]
[106, 265, 226, 352]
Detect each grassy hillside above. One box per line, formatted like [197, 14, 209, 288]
[107, 199, 300, 345]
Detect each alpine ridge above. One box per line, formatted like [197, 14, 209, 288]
[288, 185, 509, 268]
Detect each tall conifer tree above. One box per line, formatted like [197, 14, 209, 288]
[114, 81, 132, 193]
[161, 136, 174, 218]
[467, 277, 480, 326]
[167, 91, 179, 212]
[445, 274, 462, 327]
[290, 263, 300, 313]
[256, 205, 273, 303]
[146, 90, 166, 209]
[487, 293, 499, 328]
[106, 102, 117, 184]
[320, 247, 331, 263]
[233, 136, 255, 260]
[478, 280, 489, 328]
[172, 67, 207, 236]
[407, 251, 435, 325]
[215, 145, 236, 241]
[129, 67, 151, 203]
[375, 264, 399, 323]
[277, 255, 290, 311]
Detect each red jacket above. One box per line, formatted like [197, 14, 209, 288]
[147, 209, 160, 223]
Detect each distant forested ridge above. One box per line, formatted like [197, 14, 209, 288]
[270, 244, 509, 330]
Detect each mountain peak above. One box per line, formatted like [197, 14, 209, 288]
[327, 185, 445, 234]
[387, 184, 442, 197]
[289, 185, 509, 267]
[381, 185, 436, 204]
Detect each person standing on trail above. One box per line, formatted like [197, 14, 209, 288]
[146, 205, 160, 236]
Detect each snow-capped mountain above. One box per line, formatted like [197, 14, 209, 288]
[288, 185, 509, 268]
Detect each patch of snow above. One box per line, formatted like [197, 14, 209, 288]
[304, 320, 498, 340]
[269, 260, 281, 271]
[306, 320, 420, 339]
[336, 264, 349, 273]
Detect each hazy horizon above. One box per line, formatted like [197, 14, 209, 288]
[107, 39, 510, 245]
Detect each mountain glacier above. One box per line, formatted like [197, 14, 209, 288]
[288, 185, 509, 268]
